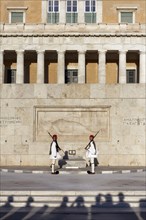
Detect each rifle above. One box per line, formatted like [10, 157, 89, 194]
[84, 130, 100, 150]
[47, 131, 65, 154]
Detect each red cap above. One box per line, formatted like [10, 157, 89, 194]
[89, 135, 94, 138]
[53, 134, 57, 139]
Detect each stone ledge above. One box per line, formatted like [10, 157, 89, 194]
[1, 167, 145, 175]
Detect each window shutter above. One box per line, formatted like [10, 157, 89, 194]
[66, 13, 78, 23]
[11, 12, 23, 23]
[85, 13, 96, 23]
[121, 12, 133, 23]
[48, 13, 59, 23]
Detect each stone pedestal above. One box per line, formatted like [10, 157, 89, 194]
[58, 152, 86, 169]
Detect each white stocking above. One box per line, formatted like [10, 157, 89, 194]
[91, 163, 95, 173]
[91, 158, 95, 173]
[51, 159, 56, 173]
[52, 164, 55, 173]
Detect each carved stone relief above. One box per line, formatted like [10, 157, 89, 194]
[34, 106, 110, 142]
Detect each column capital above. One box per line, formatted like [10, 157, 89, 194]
[139, 50, 146, 55]
[58, 50, 65, 55]
[98, 50, 107, 54]
[78, 50, 86, 55]
[37, 50, 45, 54]
[119, 50, 128, 54]
[16, 50, 24, 54]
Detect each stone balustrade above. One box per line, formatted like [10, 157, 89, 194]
[0, 23, 145, 35]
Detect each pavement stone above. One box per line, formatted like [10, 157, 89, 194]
[0, 166, 145, 175]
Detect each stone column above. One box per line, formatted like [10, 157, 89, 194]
[16, 50, 24, 83]
[78, 51, 86, 83]
[98, 50, 106, 84]
[0, 50, 4, 84]
[78, 0, 84, 23]
[57, 51, 65, 84]
[60, 0, 66, 24]
[119, 50, 127, 84]
[37, 51, 45, 83]
[139, 51, 146, 83]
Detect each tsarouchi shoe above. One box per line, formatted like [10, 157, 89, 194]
[51, 171, 59, 175]
[87, 170, 95, 174]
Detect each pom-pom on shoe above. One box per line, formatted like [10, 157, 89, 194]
[87, 170, 95, 174]
[51, 171, 59, 175]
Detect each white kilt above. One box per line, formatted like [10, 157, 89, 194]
[86, 150, 99, 159]
[50, 152, 62, 160]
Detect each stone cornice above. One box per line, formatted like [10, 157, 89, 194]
[116, 7, 138, 10]
[7, 7, 28, 10]
[0, 33, 145, 37]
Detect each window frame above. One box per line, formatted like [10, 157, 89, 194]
[66, 0, 78, 13]
[117, 7, 137, 24]
[84, 0, 96, 23]
[65, 69, 78, 84]
[66, 0, 78, 23]
[85, 0, 96, 13]
[7, 7, 28, 24]
[126, 68, 137, 83]
[47, 0, 59, 13]
[5, 69, 16, 84]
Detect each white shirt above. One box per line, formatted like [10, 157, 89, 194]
[86, 141, 97, 158]
[51, 141, 57, 158]
[50, 141, 61, 160]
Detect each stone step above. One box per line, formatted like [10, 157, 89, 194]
[60, 157, 86, 168]
[1, 190, 145, 196]
[63, 159, 86, 168]
[0, 191, 146, 208]
[1, 202, 145, 208]
[1, 195, 146, 202]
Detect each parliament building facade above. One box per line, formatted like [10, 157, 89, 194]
[0, 0, 145, 167]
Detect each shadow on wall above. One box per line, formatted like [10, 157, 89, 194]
[58, 150, 68, 168]
[0, 193, 146, 220]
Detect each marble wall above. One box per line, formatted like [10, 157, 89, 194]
[0, 84, 145, 166]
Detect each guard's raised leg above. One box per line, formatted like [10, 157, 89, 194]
[51, 160, 59, 174]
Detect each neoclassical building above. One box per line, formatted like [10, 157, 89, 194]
[0, 0, 145, 167]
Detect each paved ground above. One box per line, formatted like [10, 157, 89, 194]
[1, 165, 146, 174]
[0, 167, 146, 220]
[0, 206, 145, 220]
[0, 170, 146, 191]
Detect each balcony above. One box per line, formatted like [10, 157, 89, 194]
[0, 23, 145, 36]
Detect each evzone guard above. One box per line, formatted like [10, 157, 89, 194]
[48, 132, 63, 174]
[85, 131, 100, 174]
[48, 131, 99, 175]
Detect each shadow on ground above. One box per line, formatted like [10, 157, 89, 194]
[0, 192, 146, 220]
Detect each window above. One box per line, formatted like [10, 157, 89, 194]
[85, 0, 96, 23]
[7, 7, 28, 24]
[5, 69, 16, 84]
[47, 0, 59, 23]
[126, 69, 137, 83]
[65, 70, 78, 84]
[11, 12, 23, 23]
[66, 0, 78, 23]
[117, 7, 137, 24]
[121, 12, 133, 23]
